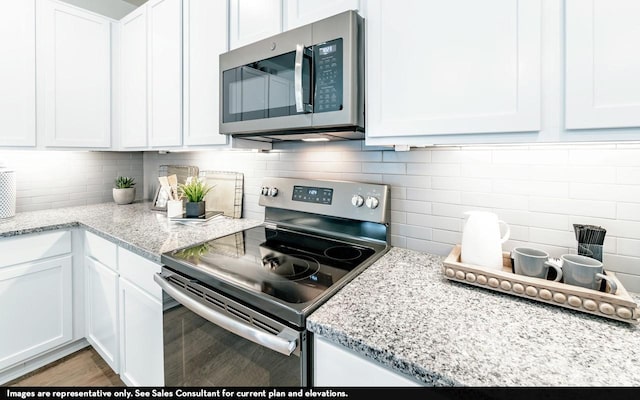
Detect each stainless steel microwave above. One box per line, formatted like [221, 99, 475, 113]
[219, 10, 364, 142]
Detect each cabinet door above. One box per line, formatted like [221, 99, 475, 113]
[0, 256, 73, 370]
[366, 0, 541, 143]
[284, 0, 359, 29]
[119, 278, 164, 386]
[183, 0, 228, 146]
[313, 336, 421, 386]
[120, 6, 148, 148]
[85, 256, 119, 372]
[229, 0, 282, 50]
[40, 0, 111, 148]
[565, 0, 640, 129]
[148, 0, 183, 147]
[0, 0, 36, 147]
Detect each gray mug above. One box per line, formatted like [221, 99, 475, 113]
[512, 247, 562, 281]
[548, 254, 617, 294]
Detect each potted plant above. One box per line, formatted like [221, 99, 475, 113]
[113, 176, 136, 205]
[179, 177, 213, 217]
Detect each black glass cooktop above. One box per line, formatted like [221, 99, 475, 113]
[161, 225, 387, 326]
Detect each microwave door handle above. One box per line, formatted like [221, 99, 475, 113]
[154, 273, 298, 356]
[294, 44, 305, 113]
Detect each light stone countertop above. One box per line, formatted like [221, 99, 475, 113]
[5, 203, 639, 386]
[0, 201, 262, 263]
[306, 247, 640, 387]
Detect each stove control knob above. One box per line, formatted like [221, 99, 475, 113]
[261, 186, 270, 196]
[268, 187, 279, 197]
[365, 196, 379, 209]
[351, 194, 364, 207]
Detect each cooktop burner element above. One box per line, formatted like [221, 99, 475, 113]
[260, 253, 320, 281]
[161, 177, 391, 328]
[324, 246, 363, 261]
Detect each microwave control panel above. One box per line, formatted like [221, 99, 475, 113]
[314, 38, 343, 113]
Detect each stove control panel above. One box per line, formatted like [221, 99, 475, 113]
[259, 177, 390, 224]
[261, 186, 279, 197]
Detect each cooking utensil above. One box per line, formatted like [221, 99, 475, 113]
[167, 174, 178, 200]
[158, 176, 173, 200]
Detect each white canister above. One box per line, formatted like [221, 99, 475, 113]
[0, 167, 16, 219]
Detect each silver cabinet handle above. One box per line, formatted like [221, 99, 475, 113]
[154, 274, 297, 356]
[294, 44, 304, 113]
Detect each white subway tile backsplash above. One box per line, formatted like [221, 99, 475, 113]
[493, 179, 569, 198]
[431, 149, 492, 164]
[618, 203, 640, 221]
[382, 149, 431, 163]
[431, 176, 492, 193]
[616, 238, 640, 258]
[406, 188, 460, 204]
[529, 227, 575, 247]
[530, 197, 616, 218]
[138, 143, 640, 289]
[407, 163, 460, 177]
[382, 174, 431, 189]
[461, 192, 528, 210]
[390, 199, 432, 214]
[391, 223, 433, 240]
[363, 162, 405, 174]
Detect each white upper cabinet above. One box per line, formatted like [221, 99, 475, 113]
[120, 7, 148, 148]
[365, 0, 541, 145]
[39, 0, 111, 148]
[565, 0, 640, 130]
[284, 0, 359, 29]
[182, 0, 228, 146]
[229, 0, 282, 50]
[148, 0, 183, 148]
[0, 0, 36, 147]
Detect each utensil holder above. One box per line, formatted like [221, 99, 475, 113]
[578, 243, 603, 262]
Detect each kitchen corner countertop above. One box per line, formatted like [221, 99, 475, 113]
[306, 247, 640, 386]
[0, 201, 262, 263]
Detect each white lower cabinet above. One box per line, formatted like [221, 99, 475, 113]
[313, 335, 422, 387]
[0, 255, 73, 371]
[118, 248, 164, 386]
[119, 278, 164, 386]
[84, 233, 165, 386]
[85, 256, 120, 372]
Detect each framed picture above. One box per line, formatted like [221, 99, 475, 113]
[151, 186, 170, 211]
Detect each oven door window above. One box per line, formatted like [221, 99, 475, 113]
[163, 304, 302, 386]
[222, 50, 311, 123]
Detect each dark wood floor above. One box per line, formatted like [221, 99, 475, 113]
[7, 347, 125, 387]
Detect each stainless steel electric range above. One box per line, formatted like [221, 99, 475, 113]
[155, 177, 390, 387]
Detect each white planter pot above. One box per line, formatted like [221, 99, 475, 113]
[113, 188, 136, 205]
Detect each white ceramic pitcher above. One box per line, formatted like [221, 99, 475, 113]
[460, 211, 511, 270]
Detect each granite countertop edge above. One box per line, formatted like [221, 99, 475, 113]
[306, 247, 640, 387]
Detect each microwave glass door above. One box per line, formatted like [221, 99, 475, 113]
[222, 50, 312, 123]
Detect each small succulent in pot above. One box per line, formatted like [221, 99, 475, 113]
[178, 177, 214, 217]
[113, 176, 136, 205]
[115, 176, 136, 189]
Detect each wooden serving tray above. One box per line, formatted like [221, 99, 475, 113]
[443, 245, 640, 324]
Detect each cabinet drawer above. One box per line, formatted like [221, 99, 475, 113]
[0, 230, 71, 268]
[118, 248, 162, 301]
[85, 231, 117, 271]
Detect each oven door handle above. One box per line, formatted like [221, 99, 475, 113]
[154, 274, 297, 356]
